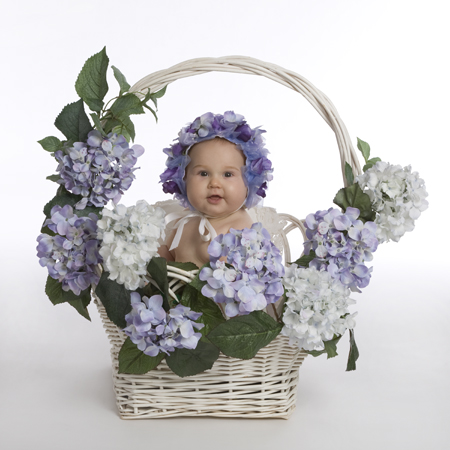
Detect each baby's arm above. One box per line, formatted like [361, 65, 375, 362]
[157, 244, 175, 261]
[157, 227, 176, 261]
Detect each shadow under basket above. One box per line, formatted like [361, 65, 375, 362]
[95, 297, 308, 419]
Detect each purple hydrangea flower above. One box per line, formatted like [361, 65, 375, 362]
[199, 222, 285, 317]
[123, 293, 204, 356]
[303, 207, 378, 291]
[54, 130, 144, 210]
[36, 205, 102, 295]
[160, 111, 273, 210]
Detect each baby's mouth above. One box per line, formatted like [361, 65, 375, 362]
[207, 195, 223, 204]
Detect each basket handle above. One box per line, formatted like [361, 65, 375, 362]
[130, 55, 362, 185]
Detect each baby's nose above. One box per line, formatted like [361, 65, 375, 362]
[208, 175, 221, 188]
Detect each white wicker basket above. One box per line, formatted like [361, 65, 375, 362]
[96, 56, 362, 419]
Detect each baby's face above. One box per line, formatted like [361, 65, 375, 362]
[185, 138, 247, 217]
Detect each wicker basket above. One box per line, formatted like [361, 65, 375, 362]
[96, 297, 307, 419]
[96, 56, 362, 419]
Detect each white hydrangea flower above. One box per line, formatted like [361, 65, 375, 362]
[281, 265, 356, 351]
[356, 161, 428, 243]
[97, 200, 166, 290]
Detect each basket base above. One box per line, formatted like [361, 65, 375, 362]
[96, 298, 307, 419]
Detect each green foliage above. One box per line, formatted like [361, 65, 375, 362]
[292, 250, 316, 268]
[344, 162, 354, 186]
[356, 137, 381, 172]
[363, 157, 381, 172]
[333, 183, 376, 222]
[89, 113, 105, 135]
[45, 276, 91, 320]
[147, 257, 170, 310]
[110, 93, 144, 118]
[306, 334, 342, 358]
[111, 65, 130, 96]
[68, 294, 92, 321]
[38, 136, 62, 152]
[46, 174, 60, 183]
[75, 47, 109, 112]
[166, 341, 220, 377]
[54, 99, 93, 142]
[94, 271, 132, 329]
[118, 338, 165, 374]
[180, 285, 226, 342]
[147, 85, 167, 108]
[111, 116, 135, 142]
[357, 137, 371, 162]
[346, 329, 359, 371]
[207, 311, 282, 360]
[167, 261, 199, 272]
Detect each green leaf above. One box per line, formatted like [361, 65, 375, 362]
[75, 47, 109, 112]
[89, 113, 105, 135]
[112, 65, 131, 96]
[118, 338, 165, 374]
[102, 118, 120, 135]
[324, 335, 342, 359]
[306, 334, 342, 358]
[143, 103, 158, 122]
[344, 162, 354, 186]
[68, 294, 92, 321]
[43, 186, 102, 220]
[38, 136, 62, 152]
[207, 311, 282, 360]
[166, 341, 219, 377]
[54, 99, 93, 142]
[45, 276, 91, 320]
[180, 285, 225, 342]
[292, 250, 316, 268]
[147, 257, 170, 310]
[167, 261, 199, 272]
[333, 184, 376, 222]
[111, 115, 135, 141]
[363, 157, 382, 172]
[149, 85, 167, 104]
[94, 271, 132, 329]
[357, 137, 371, 163]
[46, 174, 60, 183]
[45, 275, 87, 304]
[110, 93, 145, 119]
[346, 329, 359, 371]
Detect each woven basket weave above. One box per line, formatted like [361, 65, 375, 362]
[96, 56, 362, 419]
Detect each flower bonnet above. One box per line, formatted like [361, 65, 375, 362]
[159, 111, 273, 210]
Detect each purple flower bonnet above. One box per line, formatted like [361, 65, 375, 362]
[159, 111, 273, 210]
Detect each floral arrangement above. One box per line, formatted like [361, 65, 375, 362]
[200, 223, 285, 317]
[36, 49, 428, 377]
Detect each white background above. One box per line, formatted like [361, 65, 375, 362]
[1, 1, 449, 449]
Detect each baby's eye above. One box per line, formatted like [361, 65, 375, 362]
[199, 171, 208, 176]
[224, 172, 233, 178]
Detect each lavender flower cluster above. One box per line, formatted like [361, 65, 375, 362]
[36, 205, 102, 295]
[123, 293, 204, 356]
[55, 130, 144, 210]
[199, 223, 285, 317]
[304, 207, 378, 291]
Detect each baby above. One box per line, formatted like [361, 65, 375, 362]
[158, 111, 273, 268]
